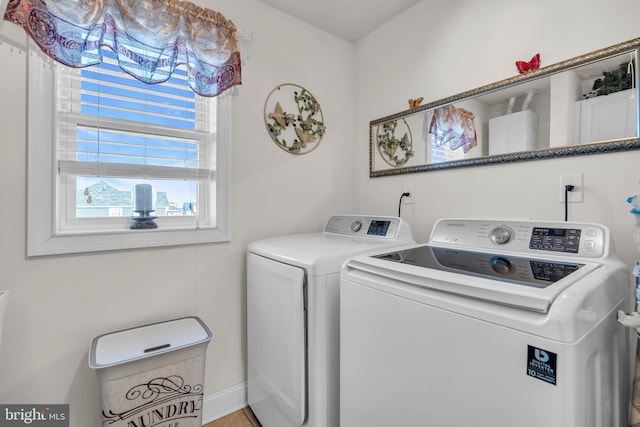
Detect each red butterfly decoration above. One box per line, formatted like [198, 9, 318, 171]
[515, 53, 540, 74]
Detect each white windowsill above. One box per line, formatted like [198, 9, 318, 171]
[29, 227, 230, 256]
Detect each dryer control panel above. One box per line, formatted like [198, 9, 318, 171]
[430, 219, 608, 258]
[324, 215, 411, 240]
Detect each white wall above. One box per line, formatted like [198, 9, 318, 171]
[0, 1, 354, 425]
[354, 0, 640, 271]
[3, 0, 640, 424]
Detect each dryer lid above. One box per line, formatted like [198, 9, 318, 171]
[249, 233, 414, 275]
[247, 215, 415, 275]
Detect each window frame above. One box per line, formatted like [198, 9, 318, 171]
[27, 45, 231, 256]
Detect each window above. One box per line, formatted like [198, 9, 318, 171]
[27, 45, 231, 256]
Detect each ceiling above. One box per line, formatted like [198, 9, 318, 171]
[254, 0, 423, 42]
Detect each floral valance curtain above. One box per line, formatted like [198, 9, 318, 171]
[428, 105, 478, 153]
[4, 0, 241, 97]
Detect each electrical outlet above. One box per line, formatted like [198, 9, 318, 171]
[560, 174, 583, 203]
[403, 185, 414, 204]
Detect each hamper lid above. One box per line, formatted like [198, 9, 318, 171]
[88, 316, 213, 369]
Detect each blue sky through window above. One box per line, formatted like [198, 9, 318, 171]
[73, 49, 207, 217]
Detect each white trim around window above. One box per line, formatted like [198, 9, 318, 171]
[26, 47, 231, 256]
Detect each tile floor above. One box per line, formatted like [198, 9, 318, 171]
[204, 406, 261, 427]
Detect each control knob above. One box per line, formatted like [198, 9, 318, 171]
[490, 226, 514, 245]
[351, 220, 363, 232]
[491, 256, 515, 275]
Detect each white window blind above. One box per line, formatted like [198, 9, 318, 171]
[55, 49, 216, 221]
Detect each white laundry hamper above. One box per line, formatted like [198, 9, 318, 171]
[89, 317, 213, 427]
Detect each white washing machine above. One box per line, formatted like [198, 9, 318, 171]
[247, 215, 415, 427]
[340, 218, 632, 427]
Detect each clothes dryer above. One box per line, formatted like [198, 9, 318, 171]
[340, 218, 632, 427]
[247, 215, 415, 427]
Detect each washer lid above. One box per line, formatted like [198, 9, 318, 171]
[346, 245, 603, 313]
[376, 245, 584, 289]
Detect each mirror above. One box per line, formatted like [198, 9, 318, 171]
[370, 38, 640, 177]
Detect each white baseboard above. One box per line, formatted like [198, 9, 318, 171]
[201, 381, 248, 424]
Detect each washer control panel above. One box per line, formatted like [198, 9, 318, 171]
[529, 227, 581, 253]
[324, 215, 406, 239]
[430, 219, 608, 258]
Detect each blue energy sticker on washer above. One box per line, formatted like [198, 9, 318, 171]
[527, 345, 557, 385]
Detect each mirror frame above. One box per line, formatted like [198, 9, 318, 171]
[369, 38, 640, 177]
